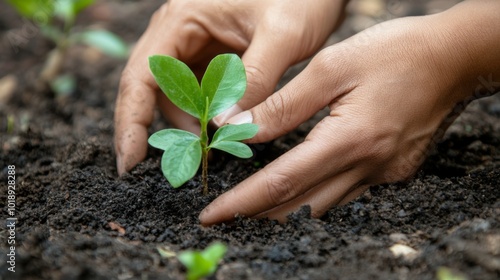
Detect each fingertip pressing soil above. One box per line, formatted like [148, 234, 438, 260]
[1, 1, 499, 280]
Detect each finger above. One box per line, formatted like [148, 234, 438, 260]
[114, 69, 170, 175]
[199, 120, 359, 226]
[212, 29, 303, 126]
[254, 169, 364, 222]
[114, 74, 157, 175]
[213, 0, 348, 127]
[337, 184, 370, 206]
[224, 50, 354, 143]
[114, 4, 181, 175]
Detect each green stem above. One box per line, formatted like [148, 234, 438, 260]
[38, 18, 74, 88]
[59, 16, 74, 51]
[200, 123, 208, 195]
[200, 97, 210, 195]
[201, 146, 208, 195]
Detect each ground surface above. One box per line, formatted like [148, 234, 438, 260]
[0, 1, 499, 279]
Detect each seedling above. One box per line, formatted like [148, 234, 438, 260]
[148, 54, 258, 194]
[436, 267, 467, 280]
[6, 0, 128, 95]
[178, 243, 227, 280]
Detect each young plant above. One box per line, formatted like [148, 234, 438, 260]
[6, 0, 128, 95]
[148, 54, 258, 194]
[177, 243, 227, 280]
[436, 267, 467, 280]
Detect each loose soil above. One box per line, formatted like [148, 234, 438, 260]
[1, 1, 499, 279]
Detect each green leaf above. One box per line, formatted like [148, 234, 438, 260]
[149, 55, 204, 119]
[178, 252, 210, 280]
[6, 0, 54, 20]
[201, 243, 227, 271]
[40, 25, 63, 42]
[211, 123, 258, 143]
[210, 124, 257, 158]
[210, 141, 253, 158]
[148, 129, 189, 150]
[77, 29, 129, 58]
[52, 0, 95, 22]
[178, 243, 227, 280]
[161, 140, 201, 188]
[54, 0, 75, 22]
[436, 267, 467, 280]
[148, 129, 201, 187]
[201, 54, 246, 120]
[53, 0, 93, 22]
[50, 74, 76, 97]
[72, 0, 95, 15]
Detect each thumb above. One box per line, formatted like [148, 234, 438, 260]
[225, 51, 352, 143]
[213, 31, 299, 126]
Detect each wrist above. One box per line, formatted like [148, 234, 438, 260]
[428, 0, 500, 104]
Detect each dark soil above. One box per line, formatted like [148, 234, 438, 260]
[1, 1, 499, 279]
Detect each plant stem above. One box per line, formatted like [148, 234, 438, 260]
[200, 124, 208, 195]
[201, 147, 208, 195]
[38, 17, 73, 90]
[200, 97, 210, 195]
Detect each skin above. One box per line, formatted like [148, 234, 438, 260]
[114, 0, 346, 174]
[114, 0, 500, 225]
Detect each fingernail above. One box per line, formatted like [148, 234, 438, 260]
[212, 104, 242, 127]
[116, 154, 125, 176]
[198, 207, 210, 225]
[226, 110, 253, 125]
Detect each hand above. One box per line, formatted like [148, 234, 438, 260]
[199, 0, 500, 225]
[114, 0, 346, 175]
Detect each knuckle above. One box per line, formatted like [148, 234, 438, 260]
[265, 93, 284, 116]
[310, 48, 350, 80]
[118, 69, 155, 108]
[118, 70, 132, 96]
[259, 16, 304, 54]
[118, 69, 138, 96]
[262, 16, 295, 37]
[265, 172, 298, 206]
[351, 124, 397, 163]
[262, 94, 291, 134]
[350, 123, 423, 184]
[153, 1, 201, 31]
[245, 65, 271, 97]
[311, 49, 337, 73]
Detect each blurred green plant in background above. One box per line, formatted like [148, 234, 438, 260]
[6, 0, 129, 96]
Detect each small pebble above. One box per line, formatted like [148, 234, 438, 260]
[389, 233, 409, 244]
[389, 244, 418, 260]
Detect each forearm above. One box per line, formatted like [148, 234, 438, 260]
[431, 0, 500, 103]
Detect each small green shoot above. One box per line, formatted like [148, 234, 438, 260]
[50, 73, 76, 97]
[6, 0, 128, 57]
[178, 243, 227, 280]
[6, 115, 15, 134]
[148, 54, 258, 194]
[6, 0, 129, 94]
[436, 267, 468, 280]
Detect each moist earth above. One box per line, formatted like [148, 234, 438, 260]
[1, 1, 499, 279]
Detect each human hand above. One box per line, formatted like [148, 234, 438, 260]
[199, 0, 500, 225]
[114, 0, 346, 175]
